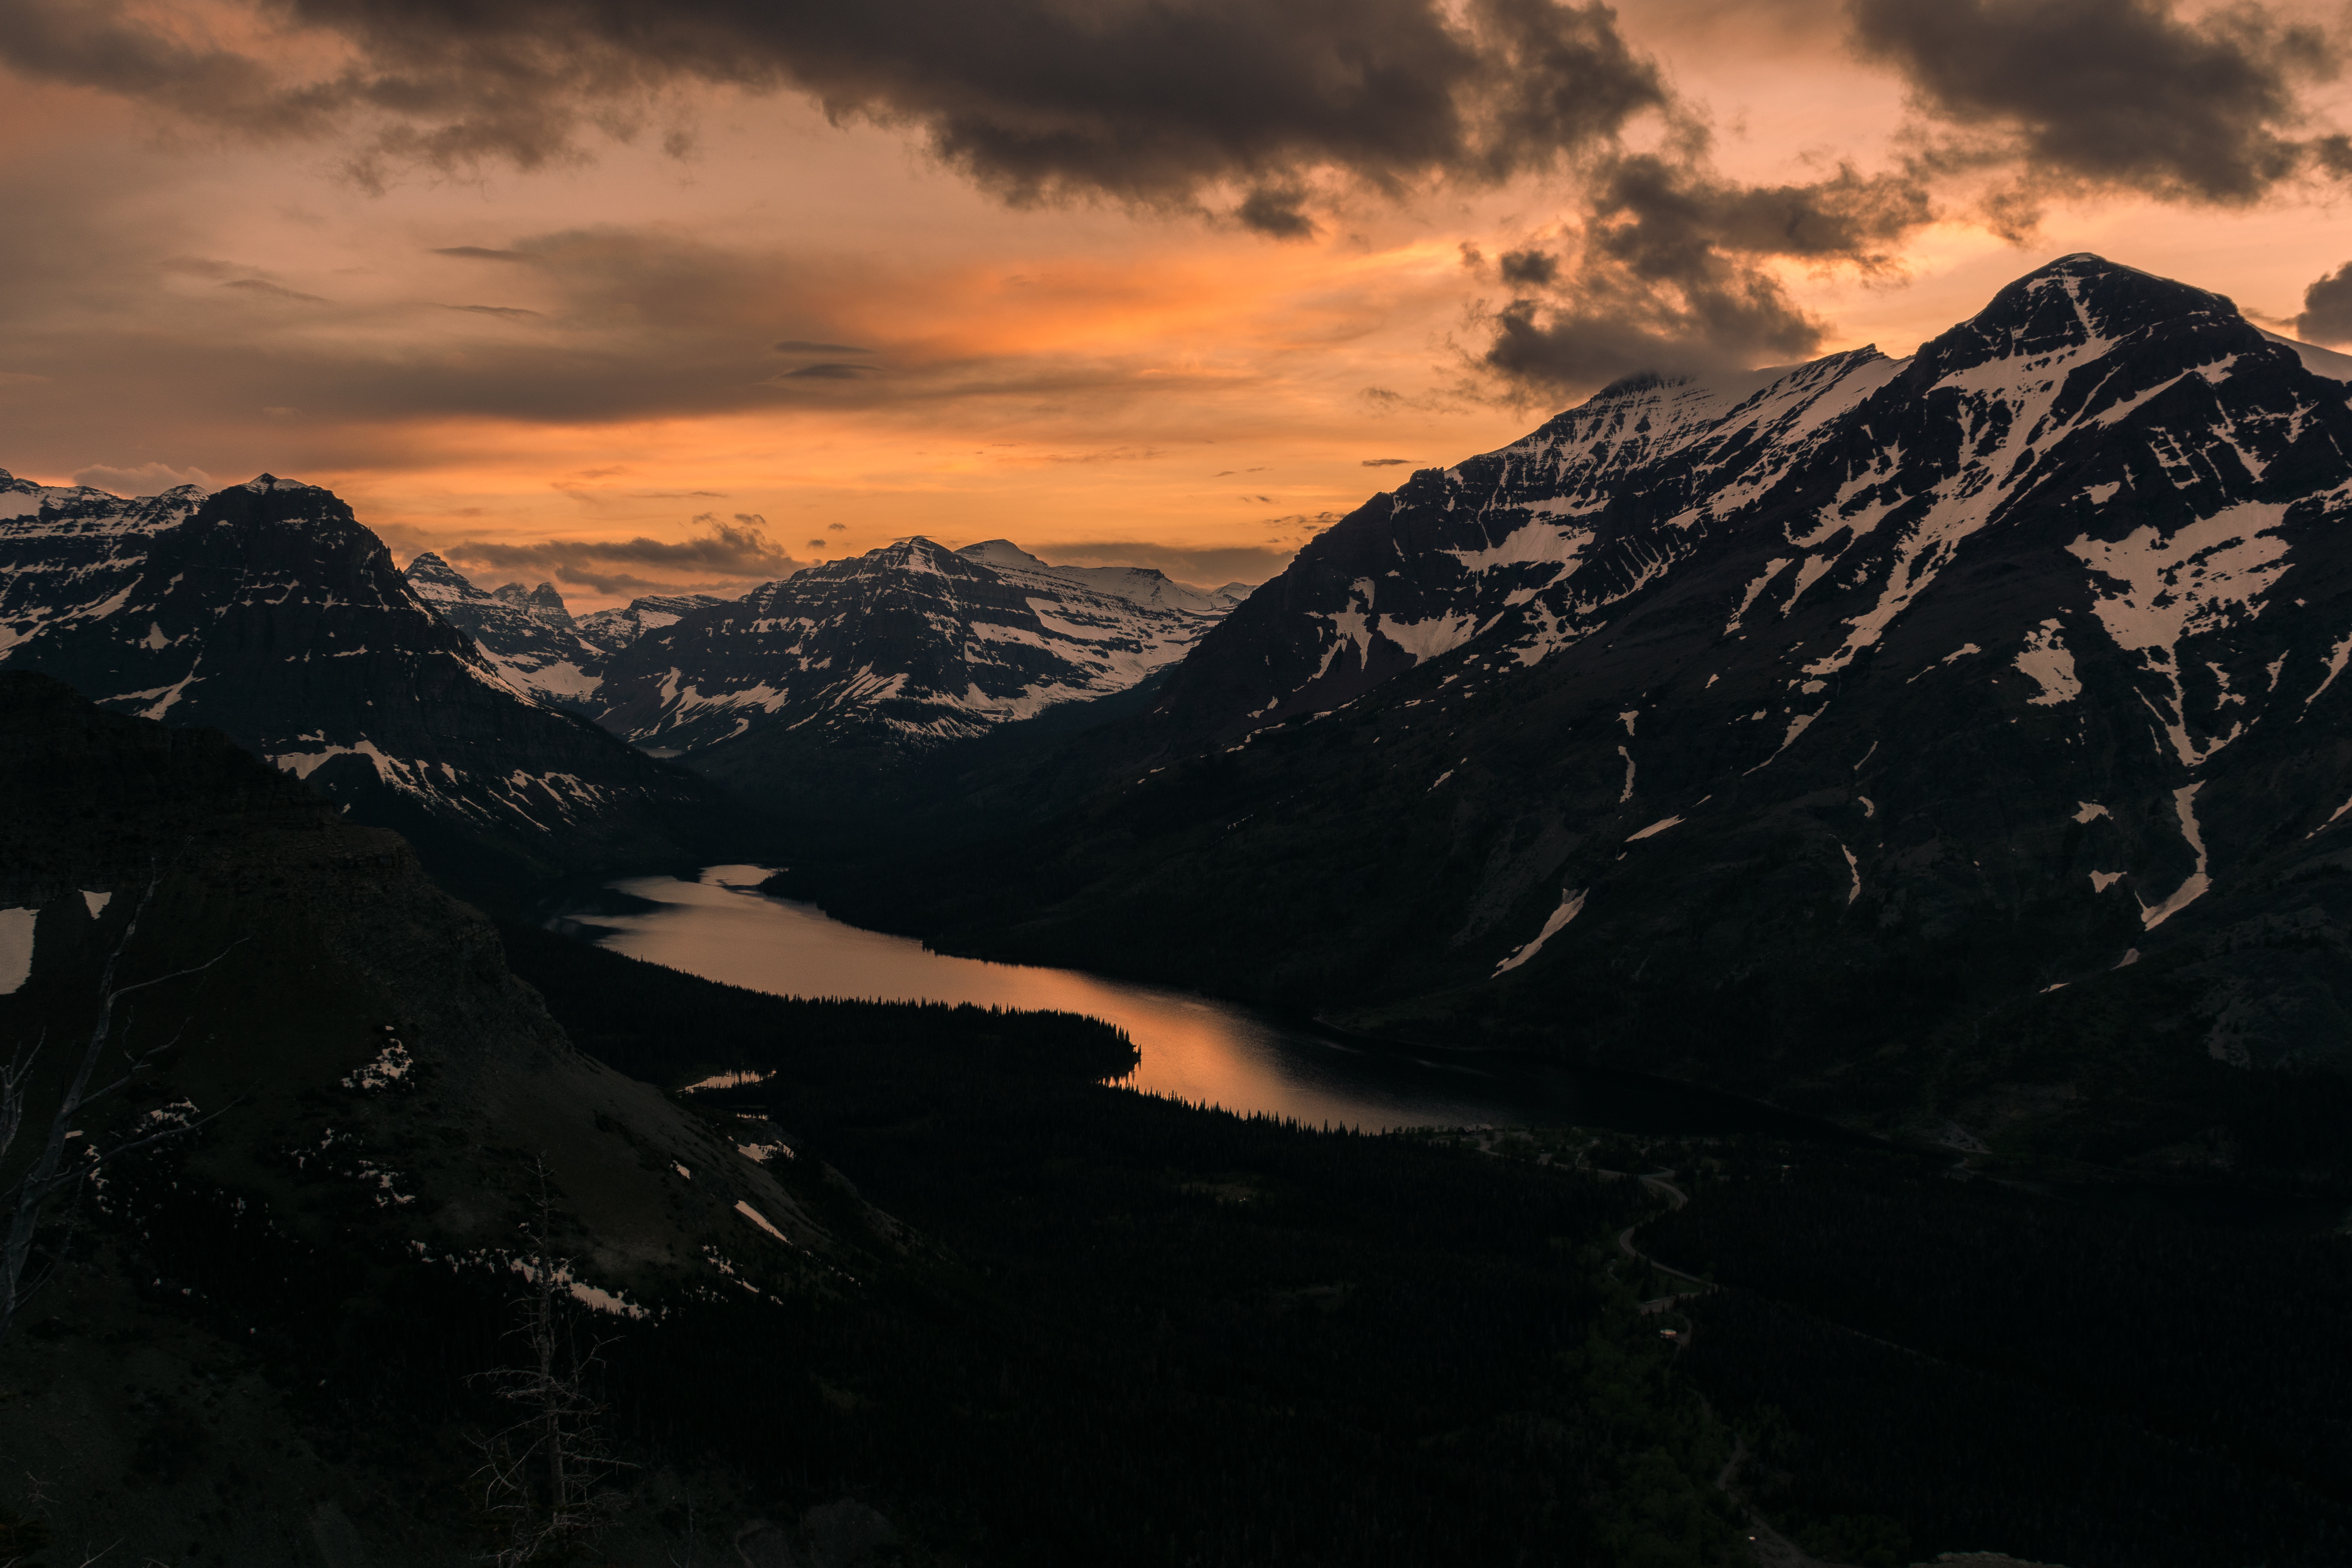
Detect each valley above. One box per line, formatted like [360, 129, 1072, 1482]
[1, 253, 2349, 1565]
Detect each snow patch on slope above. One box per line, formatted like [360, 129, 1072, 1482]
[1494, 889, 1586, 975]
[2066, 502, 2289, 765]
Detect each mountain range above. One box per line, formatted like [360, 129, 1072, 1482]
[401, 534, 1245, 805]
[0, 670, 1758, 1567]
[7, 251, 2352, 1562]
[0, 473, 730, 900]
[6, 250, 2350, 1174]
[802, 253, 2352, 1174]
[403, 551, 730, 713]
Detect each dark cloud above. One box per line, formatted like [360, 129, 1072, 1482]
[1361, 457, 1411, 466]
[2294, 262, 2352, 345]
[1235, 186, 1318, 238]
[443, 303, 541, 319]
[445, 512, 804, 595]
[1477, 154, 1929, 392]
[0, 0, 1675, 219]
[1849, 0, 2344, 205]
[1014, 540, 1299, 588]
[10, 0, 2346, 414]
[1497, 248, 1558, 286]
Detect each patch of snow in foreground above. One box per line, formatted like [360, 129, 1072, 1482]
[340, 1039, 413, 1091]
[2015, 620, 2082, 705]
[0, 909, 33, 995]
[1495, 889, 1588, 975]
[501, 1254, 650, 1319]
[735, 1200, 795, 1247]
[681, 1069, 772, 1093]
[2140, 782, 2211, 929]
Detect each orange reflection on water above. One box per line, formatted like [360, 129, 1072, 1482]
[583, 866, 1503, 1131]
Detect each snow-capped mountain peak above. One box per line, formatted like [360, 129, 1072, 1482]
[403, 553, 605, 712]
[592, 534, 1241, 757]
[2, 476, 722, 882]
[953, 252, 2352, 1089]
[490, 579, 577, 628]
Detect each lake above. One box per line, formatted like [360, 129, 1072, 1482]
[552, 864, 1826, 1136]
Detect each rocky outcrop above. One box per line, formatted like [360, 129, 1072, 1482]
[573, 588, 731, 655]
[403, 551, 607, 712]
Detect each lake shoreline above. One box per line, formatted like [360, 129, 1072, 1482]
[547, 862, 1854, 1137]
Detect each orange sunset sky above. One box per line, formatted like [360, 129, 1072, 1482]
[6, 0, 2352, 606]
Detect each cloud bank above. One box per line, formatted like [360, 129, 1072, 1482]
[445, 512, 805, 594]
[3, 0, 2345, 407]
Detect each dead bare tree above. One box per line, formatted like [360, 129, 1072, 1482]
[469, 1161, 633, 1566]
[664, 1489, 702, 1568]
[0, 874, 241, 1343]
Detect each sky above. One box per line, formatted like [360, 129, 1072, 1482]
[5, 0, 2352, 608]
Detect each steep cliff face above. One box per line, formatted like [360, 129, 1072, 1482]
[0, 477, 733, 895]
[839, 255, 2352, 1156]
[572, 589, 731, 654]
[403, 551, 608, 712]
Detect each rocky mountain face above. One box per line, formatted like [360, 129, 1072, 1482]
[398, 537, 1225, 801]
[573, 588, 731, 654]
[593, 537, 1238, 791]
[835, 254, 2352, 1169]
[0, 472, 208, 653]
[402, 551, 608, 712]
[0, 671, 839, 1560]
[0, 476, 733, 900]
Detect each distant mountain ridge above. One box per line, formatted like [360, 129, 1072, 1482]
[0, 474, 731, 897]
[820, 254, 2352, 1167]
[0, 473, 209, 653]
[401, 537, 1242, 784]
[594, 535, 1239, 757]
[573, 588, 731, 653]
[403, 551, 608, 711]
